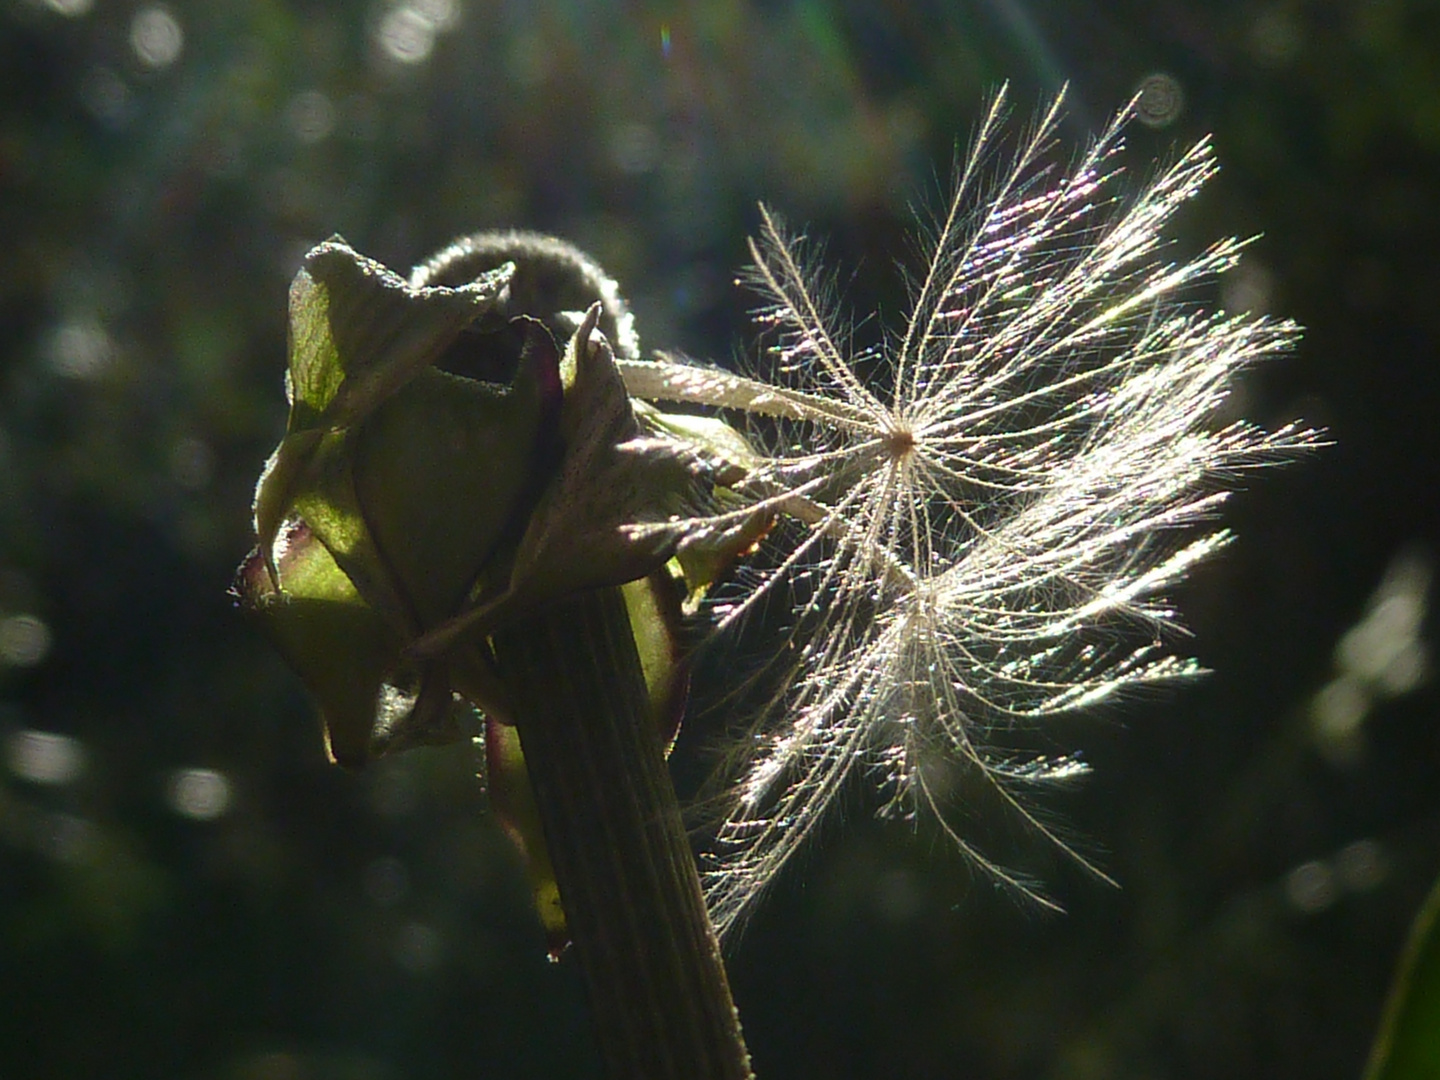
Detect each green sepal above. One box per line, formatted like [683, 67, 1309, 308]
[237, 522, 489, 766]
[235, 520, 401, 767]
[287, 428, 415, 637]
[408, 305, 728, 660]
[288, 238, 513, 431]
[254, 238, 513, 586]
[348, 322, 558, 630]
[621, 569, 690, 753]
[632, 400, 760, 486]
[485, 717, 569, 958]
[632, 399, 775, 612]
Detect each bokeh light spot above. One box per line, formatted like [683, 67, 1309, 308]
[409, 0, 459, 32]
[47, 318, 113, 379]
[1134, 72, 1184, 129]
[1335, 839, 1387, 892]
[6, 729, 84, 785]
[43, 0, 93, 18]
[168, 768, 232, 820]
[1310, 676, 1367, 744]
[1311, 549, 1430, 763]
[1285, 859, 1336, 913]
[0, 613, 51, 667]
[376, 7, 435, 65]
[1336, 555, 1430, 688]
[1222, 259, 1274, 316]
[79, 67, 133, 128]
[130, 6, 184, 70]
[285, 90, 336, 145]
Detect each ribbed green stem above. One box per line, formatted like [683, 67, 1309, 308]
[490, 586, 753, 1080]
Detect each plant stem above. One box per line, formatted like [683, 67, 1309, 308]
[490, 585, 753, 1080]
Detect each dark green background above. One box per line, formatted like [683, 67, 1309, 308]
[2, 1, 1438, 1077]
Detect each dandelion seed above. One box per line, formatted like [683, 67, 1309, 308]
[619, 85, 1319, 938]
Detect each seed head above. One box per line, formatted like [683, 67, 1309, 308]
[619, 85, 1319, 938]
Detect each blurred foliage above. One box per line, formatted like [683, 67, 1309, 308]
[1366, 869, 1440, 1080]
[1, 0, 1439, 1078]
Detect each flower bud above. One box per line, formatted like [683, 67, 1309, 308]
[235, 234, 767, 944]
